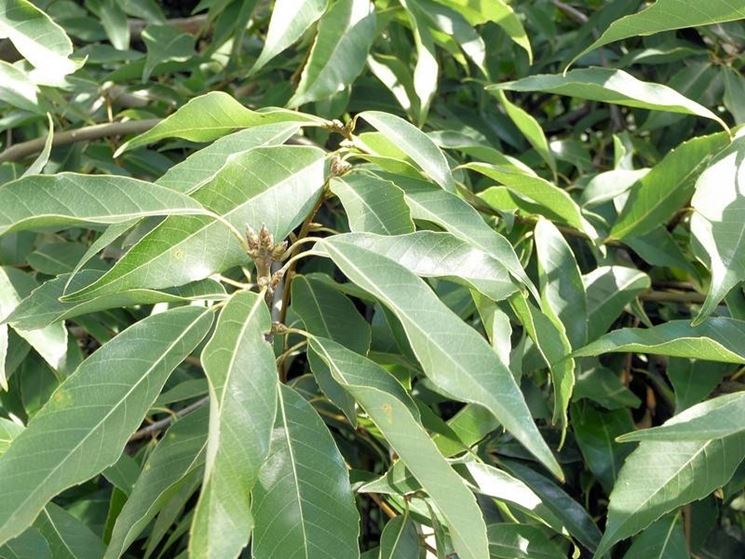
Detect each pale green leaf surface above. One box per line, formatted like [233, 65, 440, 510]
[0, 305, 214, 546]
[101, 0, 129, 51]
[399, 0, 438, 124]
[317, 235, 562, 479]
[142, 25, 194, 81]
[487, 523, 565, 559]
[22, 114, 54, 177]
[497, 91, 555, 175]
[0, 61, 41, 113]
[0, 418, 22, 456]
[191, 291, 278, 559]
[35, 503, 105, 559]
[252, 384, 360, 559]
[0, 527, 50, 559]
[583, 267, 650, 342]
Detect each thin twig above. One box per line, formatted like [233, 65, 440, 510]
[639, 290, 706, 304]
[551, 0, 588, 24]
[129, 396, 209, 442]
[0, 119, 161, 163]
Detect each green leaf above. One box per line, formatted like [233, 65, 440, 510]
[0, 61, 41, 113]
[399, 0, 438, 124]
[64, 146, 328, 299]
[534, 218, 587, 348]
[317, 235, 562, 479]
[583, 266, 650, 342]
[489, 68, 727, 130]
[486, 523, 565, 559]
[22, 114, 54, 178]
[358, 112, 456, 192]
[379, 515, 422, 559]
[496, 91, 555, 175]
[573, 1, 745, 65]
[101, 0, 129, 51]
[595, 432, 745, 556]
[252, 384, 360, 559]
[722, 66, 745, 125]
[289, 0, 377, 107]
[0, 417, 23, 456]
[0, 0, 80, 83]
[0, 305, 214, 546]
[574, 318, 745, 364]
[330, 172, 415, 235]
[251, 0, 327, 74]
[667, 358, 730, 413]
[691, 136, 745, 323]
[0, 527, 51, 559]
[465, 163, 596, 237]
[105, 408, 208, 559]
[0, 174, 208, 236]
[610, 133, 729, 240]
[190, 291, 278, 558]
[619, 392, 745, 443]
[26, 242, 89, 276]
[6, 270, 225, 331]
[115, 92, 323, 155]
[35, 503, 106, 559]
[310, 336, 489, 559]
[621, 514, 687, 559]
[333, 231, 518, 301]
[142, 25, 195, 81]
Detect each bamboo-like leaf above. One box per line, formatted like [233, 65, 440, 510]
[0, 174, 208, 236]
[358, 112, 455, 192]
[690, 136, 745, 323]
[489, 69, 727, 130]
[251, 384, 360, 559]
[64, 146, 328, 300]
[310, 336, 489, 559]
[106, 408, 208, 559]
[0, 306, 214, 546]
[316, 235, 563, 479]
[574, 318, 745, 363]
[190, 291, 278, 559]
[115, 92, 323, 155]
[289, 0, 377, 107]
[596, 432, 745, 556]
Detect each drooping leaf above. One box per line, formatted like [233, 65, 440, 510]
[574, 318, 745, 364]
[115, 92, 323, 155]
[317, 235, 563, 479]
[310, 336, 489, 559]
[64, 146, 328, 299]
[489, 68, 727, 130]
[358, 112, 456, 192]
[289, 0, 377, 107]
[379, 514, 422, 559]
[573, 1, 745, 65]
[251, 384, 360, 559]
[100, 0, 129, 51]
[0, 305, 214, 546]
[690, 136, 745, 323]
[190, 291, 278, 559]
[496, 91, 555, 175]
[0, 174, 208, 236]
[251, 0, 327, 74]
[330, 172, 415, 235]
[106, 408, 208, 559]
[610, 132, 729, 240]
[398, 0, 438, 124]
[595, 432, 745, 556]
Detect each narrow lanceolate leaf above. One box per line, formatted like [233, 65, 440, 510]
[0, 174, 208, 236]
[691, 136, 745, 323]
[333, 232, 519, 301]
[0, 60, 41, 113]
[534, 219, 587, 349]
[115, 92, 323, 155]
[35, 503, 106, 559]
[399, 0, 438, 124]
[252, 385, 360, 559]
[574, 318, 745, 364]
[621, 514, 687, 559]
[310, 337, 489, 559]
[379, 515, 421, 559]
[141, 24, 194, 81]
[583, 267, 650, 342]
[106, 408, 208, 559]
[0, 0, 80, 82]
[596, 432, 745, 556]
[330, 173, 414, 235]
[358, 112, 456, 192]
[618, 392, 745, 443]
[573, 0, 745, 65]
[610, 132, 729, 240]
[489, 69, 727, 130]
[496, 91, 555, 175]
[191, 291, 278, 559]
[0, 306, 214, 546]
[486, 524, 565, 559]
[464, 162, 596, 237]
[317, 235, 563, 479]
[64, 146, 328, 300]
[289, 0, 377, 107]
[251, 0, 327, 74]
